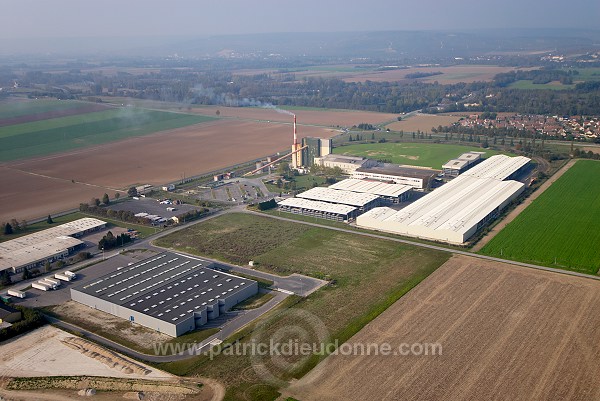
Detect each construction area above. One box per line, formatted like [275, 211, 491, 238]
[357, 155, 531, 244]
[70, 251, 258, 337]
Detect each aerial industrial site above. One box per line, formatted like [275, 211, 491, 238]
[1, 2, 600, 400]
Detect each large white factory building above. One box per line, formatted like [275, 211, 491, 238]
[357, 155, 530, 244]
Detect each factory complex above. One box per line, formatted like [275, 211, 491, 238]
[0, 218, 107, 274]
[277, 178, 413, 222]
[357, 155, 531, 244]
[71, 251, 258, 337]
[442, 151, 485, 176]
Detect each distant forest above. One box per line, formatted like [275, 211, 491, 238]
[2, 65, 600, 116]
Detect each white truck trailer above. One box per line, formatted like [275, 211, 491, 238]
[32, 282, 51, 291]
[55, 273, 72, 282]
[7, 289, 26, 298]
[64, 271, 77, 280]
[42, 278, 60, 289]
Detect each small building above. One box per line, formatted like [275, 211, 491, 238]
[278, 198, 358, 222]
[296, 187, 381, 212]
[0, 303, 22, 324]
[353, 164, 438, 190]
[442, 152, 484, 176]
[329, 178, 412, 203]
[313, 154, 377, 174]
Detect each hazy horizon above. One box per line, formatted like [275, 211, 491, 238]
[3, 0, 599, 39]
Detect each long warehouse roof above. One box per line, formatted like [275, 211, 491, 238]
[462, 155, 530, 180]
[329, 179, 412, 197]
[0, 217, 106, 253]
[279, 197, 357, 215]
[0, 218, 106, 271]
[296, 187, 379, 207]
[73, 252, 253, 324]
[359, 175, 524, 238]
[0, 236, 84, 271]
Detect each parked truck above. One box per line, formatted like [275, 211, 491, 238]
[42, 278, 60, 289]
[32, 282, 51, 291]
[7, 289, 26, 298]
[64, 271, 77, 280]
[55, 273, 72, 282]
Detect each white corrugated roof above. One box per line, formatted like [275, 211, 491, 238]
[329, 179, 412, 198]
[279, 198, 357, 215]
[357, 155, 528, 243]
[296, 187, 379, 207]
[0, 218, 106, 271]
[462, 154, 530, 180]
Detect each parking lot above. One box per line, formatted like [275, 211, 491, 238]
[193, 178, 269, 203]
[14, 251, 156, 308]
[106, 197, 201, 219]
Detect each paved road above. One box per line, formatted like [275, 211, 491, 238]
[243, 209, 600, 282]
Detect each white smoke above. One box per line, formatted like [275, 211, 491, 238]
[189, 84, 293, 115]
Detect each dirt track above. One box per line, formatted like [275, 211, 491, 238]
[0, 119, 335, 221]
[286, 254, 600, 401]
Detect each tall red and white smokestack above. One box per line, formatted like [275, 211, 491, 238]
[293, 114, 297, 145]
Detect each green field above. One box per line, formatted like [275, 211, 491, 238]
[0, 99, 94, 119]
[480, 160, 600, 274]
[154, 213, 449, 400]
[0, 107, 214, 161]
[333, 142, 508, 168]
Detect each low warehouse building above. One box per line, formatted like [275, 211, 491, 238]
[0, 218, 106, 275]
[352, 164, 437, 190]
[71, 251, 258, 337]
[296, 187, 381, 212]
[313, 154, 377, 174]
[278, 198, 358, 222]
[357, 155, 530, 244]
[0, 303, 22, 325]
[442, 151, 484, 177]
[329, 179, 412, 203]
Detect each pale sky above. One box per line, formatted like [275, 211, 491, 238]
[1, 0, 598, 39]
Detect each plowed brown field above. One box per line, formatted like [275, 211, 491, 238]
[385, 113, 466, 132]
[192, 106, 398, 126]
[1, 119, 335, 221]
[287, 255, 600, 401]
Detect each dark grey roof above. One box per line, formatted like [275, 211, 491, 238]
[0, 302, 18, 318]
[73, 251, 253, 324]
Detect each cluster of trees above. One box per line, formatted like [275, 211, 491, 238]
[0, 270, 11, 287]
[0, 305, 46, 342]
[256, 199, 277, 211]
[494, 69, 578, 86]
[175, 209, 209, 223]
[356, 123, 376, 130]
[405, 71, 443, 79]
[2, 219, 28, 235]
[98, 231, 132, 250]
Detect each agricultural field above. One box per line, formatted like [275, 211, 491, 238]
[0, 119, 335, 222]
[385, 113, 466, 132]
[192, 105, 398, 127]
[333, 142, 507, 168]
[0, 103, 214, 161]
[154, 213, 449, 400]
[480, 160, 600, 274]
[287, 255, 600, 401]
[231, 65, 534, 84]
